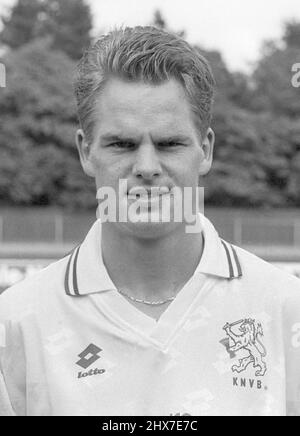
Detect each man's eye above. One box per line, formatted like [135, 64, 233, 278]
[159, 141, 183, 148]
[109, 141, 134, 149]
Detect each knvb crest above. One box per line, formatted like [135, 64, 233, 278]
[220, 318, 267, 377]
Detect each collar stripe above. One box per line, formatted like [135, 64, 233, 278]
[221, 240, 234, 279]
[64, 220, 244, 296]
[64, 246, 80, 296]
[64, 250, 74, 296]
[72, 246, 80, 296]
[230, 244, 242, 277]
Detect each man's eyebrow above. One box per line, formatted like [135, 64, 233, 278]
[100, 133, 192, 143]
[155, 135, 191, 142]
[100, 133, 141, 143]
[100, 134, 126, 142]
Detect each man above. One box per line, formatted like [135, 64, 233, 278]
[1, 26, 300, 416]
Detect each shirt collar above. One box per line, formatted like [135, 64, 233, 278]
[195, 214, 242, 280]
[64, 215, 242, 297]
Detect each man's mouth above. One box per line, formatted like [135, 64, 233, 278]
[127, 186, 172, 200]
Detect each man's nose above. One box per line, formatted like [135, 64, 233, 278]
[132, 144, 162, 180]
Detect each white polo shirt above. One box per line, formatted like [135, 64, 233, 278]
[0, 216, 300, 416]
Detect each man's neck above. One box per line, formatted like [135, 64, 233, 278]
[101, 223, 204, 302]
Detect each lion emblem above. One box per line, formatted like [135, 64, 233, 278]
[222, 319, 267, 377]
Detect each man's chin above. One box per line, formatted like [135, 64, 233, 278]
[116, 218, 181, 240]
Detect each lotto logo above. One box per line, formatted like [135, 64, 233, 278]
[76, 344, 102, 369]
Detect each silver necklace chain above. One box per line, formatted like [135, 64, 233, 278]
[118, 288, 176, 306]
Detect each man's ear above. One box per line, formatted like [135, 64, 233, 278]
[76, 129, 95, 178]
[199, 127, 215, 176]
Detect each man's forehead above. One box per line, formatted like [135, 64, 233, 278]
[96, 115, 196, 142]
[94, 78, 196, 135]
[96, 77, 191, 113]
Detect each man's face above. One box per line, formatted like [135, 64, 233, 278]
[77, 77, 214, 238]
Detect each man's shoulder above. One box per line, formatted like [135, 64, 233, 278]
[0, 255, 69, 322]
[234, 244, 300, 294]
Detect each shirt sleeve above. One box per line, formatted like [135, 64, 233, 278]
[0, 368, 15, 416]
[284, 282, 300, 416]
[0, 311, 26, 416]
[0, 319, 15, 416]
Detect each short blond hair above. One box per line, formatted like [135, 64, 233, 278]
[74, 26, 215, 143]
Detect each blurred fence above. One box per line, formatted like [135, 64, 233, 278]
[0, 207, 300, 292]
[0, 209, 94, 244]
[0, 208, 300, 248]
[207, 209, 300, 247]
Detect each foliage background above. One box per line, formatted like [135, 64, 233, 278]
[0, 1, 300, 210]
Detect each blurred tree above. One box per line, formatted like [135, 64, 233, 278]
[252, 21, 300, 117]
[0, 39, 96, 208]
[194, 47, 254, 111]
[252, 46, 300, 116]
[153, 10, 166, 30]
[44, 0, 92, 59]
[1, 10, 300, 209]
[283, 20, 300, 48]
[152, 9, 185, 37]
[0, 0, 43, 49]
[0, 0, 92, 59]
[285, 118, 300, 205]
[206, 108, 300, 207]
[206, 106, 268, 207]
